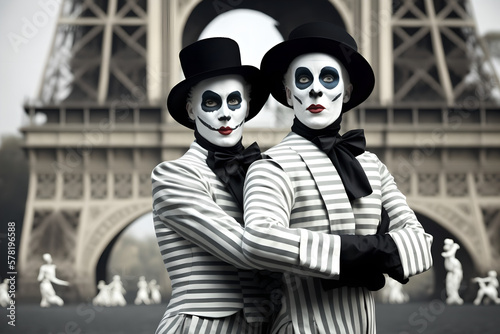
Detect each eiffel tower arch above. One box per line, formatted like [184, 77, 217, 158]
[18, 0, 500, 301]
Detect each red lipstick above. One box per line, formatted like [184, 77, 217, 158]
[218, 127, 233, 135]
[307, 104, 325, 113]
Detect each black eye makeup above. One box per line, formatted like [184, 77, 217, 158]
[320, 66, 340, 89]
[227, 91, 242, 110]
[295, 67, 313, 90]
[201, 90, 222, 112]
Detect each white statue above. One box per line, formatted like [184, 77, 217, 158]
[108, 275, 127, 306]
[382, 276, 409, 304]
[92, 280, 111, 307]
[37, 253, 69, 307]
[149, 279, 161, 304]
[0, 278, 12, 307]
[134, 276, 150, 305]
[472, 270, 500, 305]
[441, 239, 464, 305]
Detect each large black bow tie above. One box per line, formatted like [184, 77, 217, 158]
[313, 129, 366, 158]
[292, 118, 372, 201]
[207, 142, 262, 209]
[312, 129, 372, 201]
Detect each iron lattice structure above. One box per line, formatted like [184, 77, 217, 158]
[19, 0, 500, 301]
[391, 0, 499, 104]
[38, 0, 161, 105]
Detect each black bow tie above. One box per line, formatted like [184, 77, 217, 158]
[313, 128, 366, 158]
[292, 118, 372, 201]
[206, 142, 262, 210]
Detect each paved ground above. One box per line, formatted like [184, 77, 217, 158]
[1, 302, 499, 333]
[375, 302, 500, 334]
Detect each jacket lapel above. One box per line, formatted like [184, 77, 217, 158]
[288, 134, 356, 234]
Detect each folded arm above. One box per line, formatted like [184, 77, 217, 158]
[243, 156, 433, 287]
[242, 159, 341, 279]
[378, 160, 433, 279]
[330, 159, 433, 285]
[152, 161, 255, 269]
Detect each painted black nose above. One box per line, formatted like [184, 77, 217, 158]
[219, 115, 231, 121]
[309, 89, 323, 98]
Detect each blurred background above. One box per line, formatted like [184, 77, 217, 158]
[1, 0, 500, 332]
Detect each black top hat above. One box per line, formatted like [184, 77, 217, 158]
[167, 37, 269, 129]
[260, 21, 375, 113]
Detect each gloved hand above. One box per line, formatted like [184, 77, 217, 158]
[321, 234, 408, 291]
[339, 234, 408, 284]
[322, 207, 407, 291]
[321, 266, 386, 291]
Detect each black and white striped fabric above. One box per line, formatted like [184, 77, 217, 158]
[152, 142, 272, 334]
[243, 133, 433, 334]
[155, 311, 265, 334]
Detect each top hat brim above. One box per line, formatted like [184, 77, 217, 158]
[167, 65, 269, 129]
[260, 36, 375, 113]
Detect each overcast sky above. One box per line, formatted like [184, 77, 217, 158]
[1, 0, 499, 142]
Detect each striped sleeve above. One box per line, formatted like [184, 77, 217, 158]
[152, 159, 254, 270]
[377, 158, 434, 278]
[243, 158, 341, 278]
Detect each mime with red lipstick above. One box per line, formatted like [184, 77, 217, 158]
[151, 37, 273, 333]
[241, 22, 433, 333]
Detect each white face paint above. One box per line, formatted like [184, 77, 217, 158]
[187, 75, 250, 147]
[284, 53, 352, 130]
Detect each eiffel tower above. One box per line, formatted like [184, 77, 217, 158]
[18, 0, 500, 302]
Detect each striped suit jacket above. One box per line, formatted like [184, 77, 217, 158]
[242, 133, 433, 334]
[152, 142, 271, 333]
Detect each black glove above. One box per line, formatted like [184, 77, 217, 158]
[321, 266, 386, 291]
[339, 234, 407, 284]
[322, 207, 407, 291]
